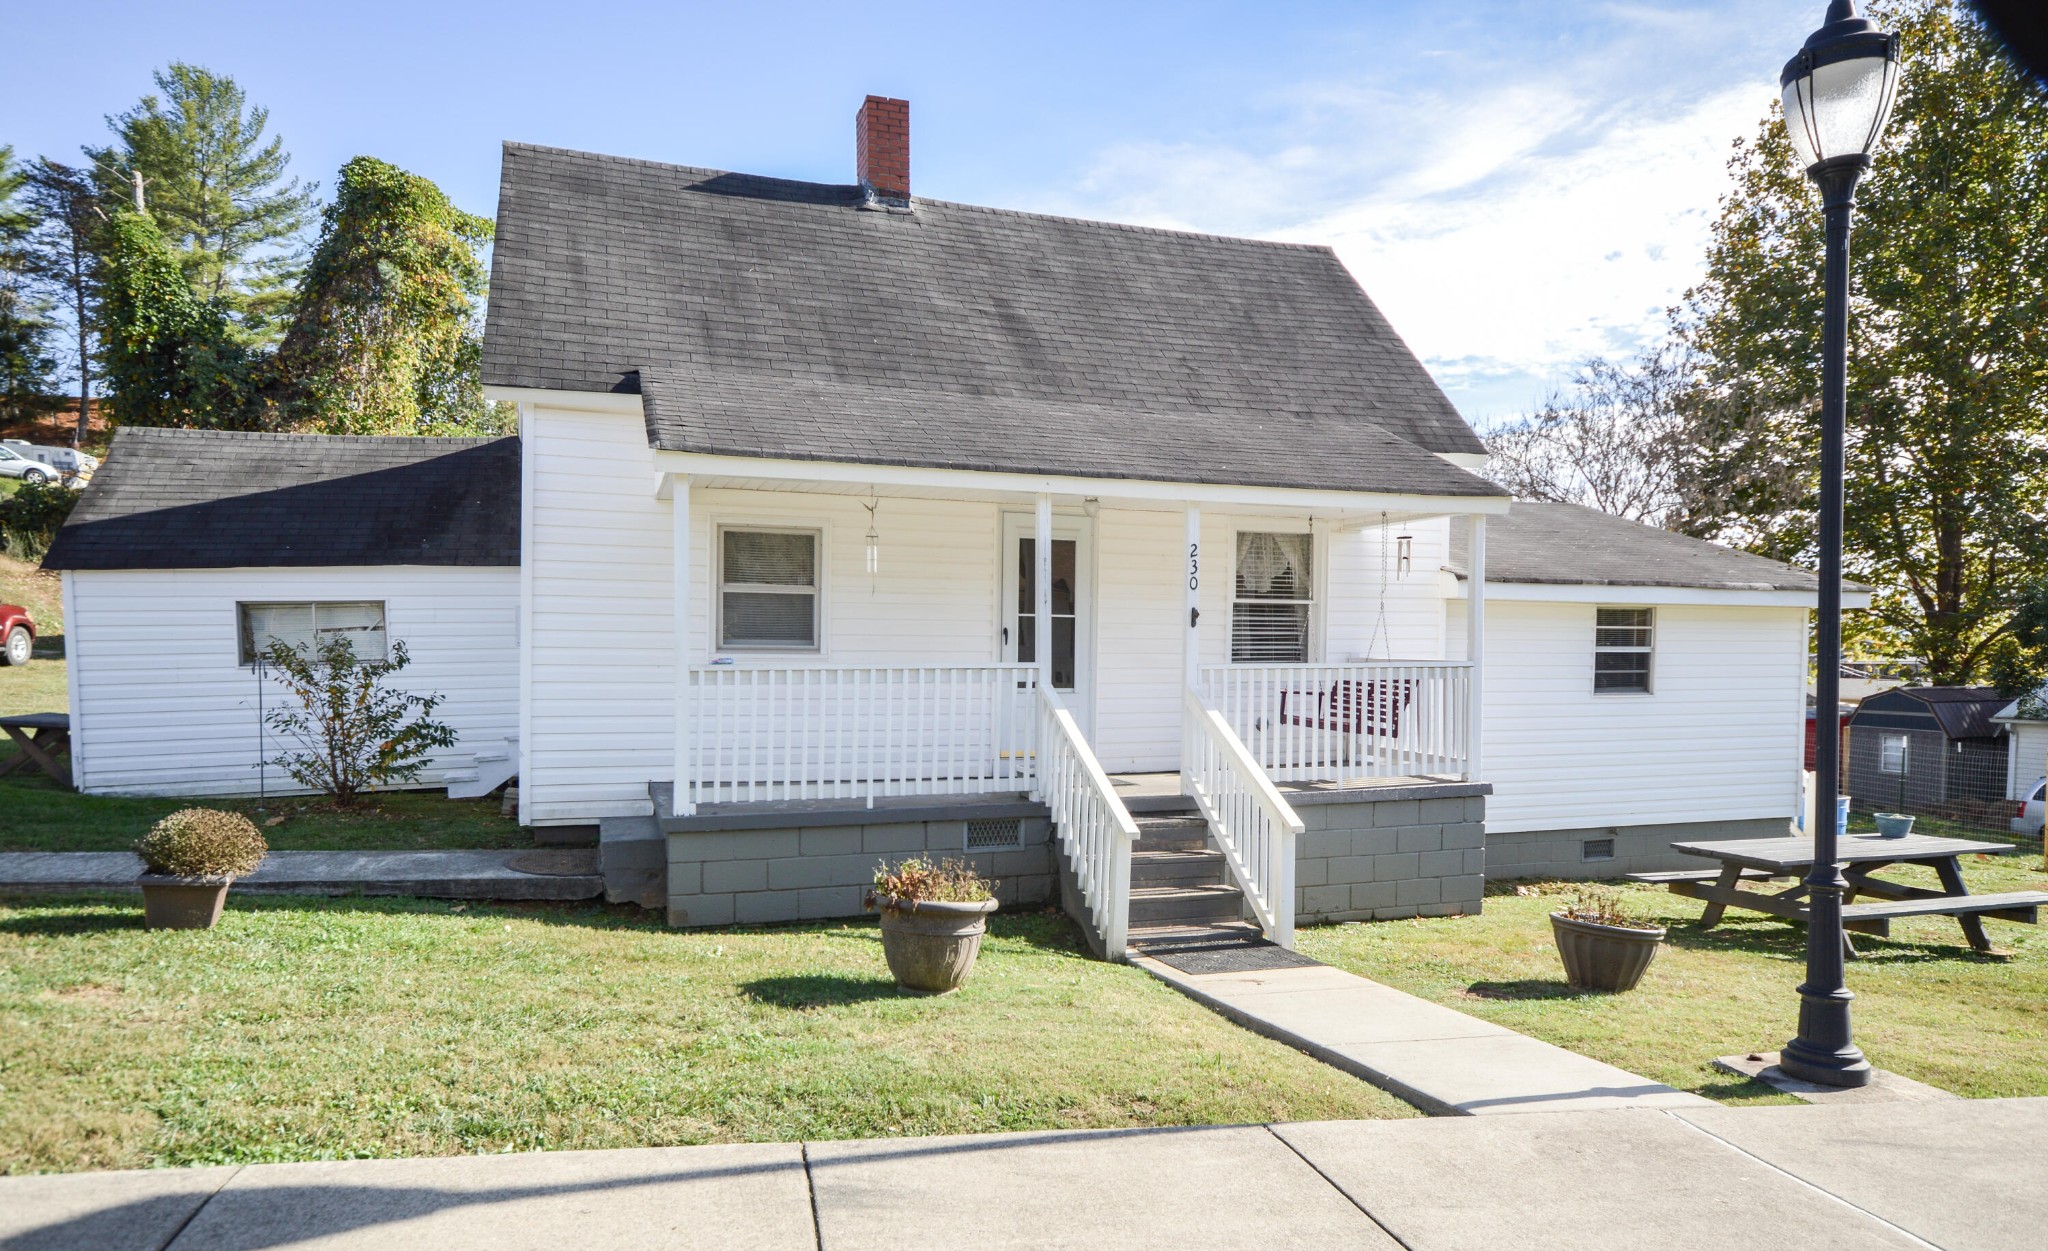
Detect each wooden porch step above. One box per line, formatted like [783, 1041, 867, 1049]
[1130, 883, 1244, 925]
[1131, 849, 1227, 887]
[1127, 920, 1264, 950]
[1133, 816, 1210, 853]
[1841, 890, 2048, 924]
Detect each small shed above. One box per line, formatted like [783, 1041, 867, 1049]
[1846, 686, 2009, 818]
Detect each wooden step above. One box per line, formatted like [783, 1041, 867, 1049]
[1134, 816, 1210, 852]
[1130, 883, 1244, 925]
[1131, 849, 1227, 887]
[1127, 920, 1265, 950]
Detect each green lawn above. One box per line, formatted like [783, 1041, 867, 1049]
[0, 900, 1414, 1174]
[1297, 854, 2048, 1106]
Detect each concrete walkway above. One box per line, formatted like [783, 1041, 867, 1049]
[3, 1099, 2039, 1250]
[0, 850, 602, 901]
[1134, 954, 1712, 1115]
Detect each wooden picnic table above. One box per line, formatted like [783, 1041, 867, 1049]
[0, 712, 70, 788]
[1632, 833, 2048, 957]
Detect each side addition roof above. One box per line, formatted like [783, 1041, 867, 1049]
[42, 428, 520, 571]
[1449, 502, 1855, 593]
[484, 142, 1495, 493]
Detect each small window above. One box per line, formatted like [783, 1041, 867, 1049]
[1232, 531, 1314, 663]
[719, 528, 819, 650]
[1880, 733, 1908, 775]
[1593, 607, 1653, 693]
[239, 601, 387, 664]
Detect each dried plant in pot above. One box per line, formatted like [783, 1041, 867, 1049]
[134, 809, 269, 930]
[1550, 885, 1665, 992]
[865, 857, 998, 993]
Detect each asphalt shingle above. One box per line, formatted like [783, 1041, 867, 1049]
[1449, 501, 1840, 592]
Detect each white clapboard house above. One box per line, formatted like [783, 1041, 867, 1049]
[42, 98, 1864, 958]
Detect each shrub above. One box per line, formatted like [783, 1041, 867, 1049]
[261, 636, 458, 806]
[135, 808, 268, 878]
[0, 479, 81, 561]
[866, 856, 995, 911]
[1557, 885, 1661, 931]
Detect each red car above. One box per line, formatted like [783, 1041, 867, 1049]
[1, 603, 32, 667]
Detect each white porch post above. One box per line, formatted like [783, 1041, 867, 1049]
[1466, 514, 1486, 782]
[1035, 493, 1054, 692]
[1184, 505, 1201, 691]
[672, 474, 693, 816]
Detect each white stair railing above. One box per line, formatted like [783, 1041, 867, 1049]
[1201, 661, 1471, 784]
[681, 664, 1040, 811]
[1182, 685, 1305, 947]
[1036, 684, 1138, 958]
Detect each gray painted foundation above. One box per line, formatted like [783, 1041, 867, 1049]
[1290, 784, 1490, 923]
[1484, 816, 1790, 881]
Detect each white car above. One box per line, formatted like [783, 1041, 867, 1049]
[0, 444, 58, 485]
[0, 440, 94, 483]
[2013, 777, 2045, 837]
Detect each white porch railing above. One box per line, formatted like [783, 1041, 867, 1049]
[1036, 684, 1138, 957]
[1200, 661, 1472, 784]
[1181, 685, 1303, 947]
[680, 664, 1040, 811]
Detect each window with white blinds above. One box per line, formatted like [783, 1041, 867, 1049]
[1594, 606, 1654, 693]
[1232, 531, 1314, 663]
[239, 601, 387, 664]
[719, 528, 820, 650]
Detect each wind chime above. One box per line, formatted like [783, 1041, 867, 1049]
[863, 490, 881, 592]
[1362, 512, 1413, 660]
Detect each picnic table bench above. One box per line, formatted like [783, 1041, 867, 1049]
[1627, 832, 2048, 957]
[0, 712, 70, 788]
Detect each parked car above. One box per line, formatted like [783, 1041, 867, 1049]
[2013, 777, 2045, 837]
[1, 603, 31, 667]
[0, 440, 95, 483]
[0, 444, 58, 485]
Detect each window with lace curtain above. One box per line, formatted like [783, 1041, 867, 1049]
[719, 528, 820, 650]
[1232, 531, 1313, 662]
[238, 602, 387, 665]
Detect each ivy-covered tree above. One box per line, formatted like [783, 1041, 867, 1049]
[98, 209, 252, 428]
[272, 156, 510, 435]
[1674, 0, 2048, 683]
[0, 146, 60, 425]
[86, 63, 316, 347]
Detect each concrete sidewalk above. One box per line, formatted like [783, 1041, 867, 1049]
[1135, 954, 1713, 1115]
[3, 1099, 2040, 1250]
[0, 850, 602, 901]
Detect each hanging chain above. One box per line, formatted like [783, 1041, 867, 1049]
[1365, 510, 1393, 660]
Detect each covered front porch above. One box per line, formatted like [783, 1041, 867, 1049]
[652, 454, 1505, 955]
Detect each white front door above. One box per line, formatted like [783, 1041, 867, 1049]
[1000, 513, 1093, 732]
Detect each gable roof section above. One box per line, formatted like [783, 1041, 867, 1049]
[1449, 501, 1849, 592]
[1851, 686, 2008, 740]
[484, 142, 1490, 488]
[42, 428, 520, 571]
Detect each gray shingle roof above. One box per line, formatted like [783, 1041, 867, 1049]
[484, 141, 1490, 489]
[42, 428, 520, 571]
[1448, 501, 1852, 593]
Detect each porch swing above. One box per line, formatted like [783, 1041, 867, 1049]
[1277, 514, 1414, 742]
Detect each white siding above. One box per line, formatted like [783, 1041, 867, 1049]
[1450, 598, 1806, 833]
[1094, 508, 1184, 771]
[1330, 517, 1451, 661]
[65, 565, 517, 796]
[2007, 723, 2048, 801]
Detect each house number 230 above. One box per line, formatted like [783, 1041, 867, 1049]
[1187, 543, 1199, 591]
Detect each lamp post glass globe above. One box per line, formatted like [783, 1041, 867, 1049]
[1780, 0, 1902, 171]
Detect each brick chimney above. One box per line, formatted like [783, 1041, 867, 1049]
[855, 95, 910, 206]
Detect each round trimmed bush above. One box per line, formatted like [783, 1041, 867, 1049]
[135, 808, 269, 879]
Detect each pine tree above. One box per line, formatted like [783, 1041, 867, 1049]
[22, 160, 100, 446]
[0, 146, 60, 426]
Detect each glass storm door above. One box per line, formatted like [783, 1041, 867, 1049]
[1001, 514, 1092, 724]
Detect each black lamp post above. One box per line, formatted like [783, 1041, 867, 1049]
[1777, 0, 1900, 1090]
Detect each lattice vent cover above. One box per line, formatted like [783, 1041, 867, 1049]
[965, 818, 1024, 850]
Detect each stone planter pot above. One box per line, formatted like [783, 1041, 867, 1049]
[1874, 812, 1916, 838]
[1550, 912, 1665, 992]
[138, 875, 233, 930]
[875, 898, 999, 993]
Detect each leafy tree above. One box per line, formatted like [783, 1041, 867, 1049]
[86, 63, 316, 347]
[98, 209, 253, 428]
[1483, 348, 1690, 525]
[0, 146, 60, 425]
[272, 156, 511, 435]
[1673, 0, 2048, 683]
[260, 636, 457, 806]
[22, 160, 100, 447]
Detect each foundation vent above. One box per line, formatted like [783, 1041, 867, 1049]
[1582, 837, 1616, 862]
[965, 818, 1024, 850]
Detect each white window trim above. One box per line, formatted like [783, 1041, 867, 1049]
[714, 524, 824, 655]
[1593, 605, 1655, 696]
[1879, 732, 1909, 776]
[238, 600, 389, 667]
[1230, 526, 1319, 665]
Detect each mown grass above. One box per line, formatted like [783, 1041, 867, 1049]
[0, 900, 1413, 1173]
[1297, 853, 2048, 1105]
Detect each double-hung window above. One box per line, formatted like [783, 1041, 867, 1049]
[719, 528, 820, 651]
[1879, 733, 1908, 775]
[1232, 531, 1314, 663]
[1593, 607, 1653, 693]
[239, 601, 387, 665]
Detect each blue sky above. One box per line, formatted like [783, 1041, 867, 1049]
[6, 1, 1819, 423]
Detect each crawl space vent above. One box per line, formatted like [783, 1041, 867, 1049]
[1582, 837, 1617, 862]
[965, 818, 1024, 850]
